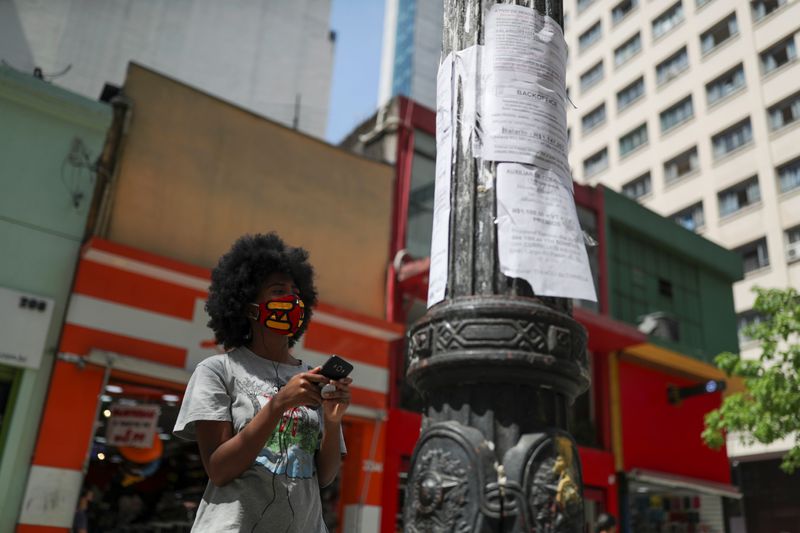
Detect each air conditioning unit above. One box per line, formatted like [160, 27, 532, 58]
[787, 241, 800, 263]
[637, 311, 680, 342]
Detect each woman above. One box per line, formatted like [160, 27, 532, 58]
[174, 233, 351, 532]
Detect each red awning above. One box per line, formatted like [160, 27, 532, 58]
[574, 307, 646, 353]
[628, 468, 742, 499]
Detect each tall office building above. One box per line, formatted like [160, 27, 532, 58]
[0, 0, 335, 137]
[378, 0, 442, 109]
[563, 0, 798, 480]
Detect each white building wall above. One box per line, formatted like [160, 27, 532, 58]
[3, 0, 334, 138]
[378, 0, 400, 106]
[563, 0, 800, 459]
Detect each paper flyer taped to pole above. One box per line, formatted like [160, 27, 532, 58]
[496, 164, 597, 301]
[481, 4, 571, 189]
[427, 53, 454, 308]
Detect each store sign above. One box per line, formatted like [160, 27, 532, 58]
[0, 286, 55, 370]
[106, 404, 160, 448]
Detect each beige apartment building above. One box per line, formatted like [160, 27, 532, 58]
[564, 0, 800, 460]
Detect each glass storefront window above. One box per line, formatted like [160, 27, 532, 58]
[79, 381, 206, 532]
[79, 378, 345, 532]
[628, 481, 729, 533]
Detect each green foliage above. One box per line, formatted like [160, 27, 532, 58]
[702, 287, 800, 473]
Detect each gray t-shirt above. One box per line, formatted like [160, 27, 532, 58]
[174, 347, 346, 532]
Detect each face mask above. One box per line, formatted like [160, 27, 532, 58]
[251, 294, 305, 336]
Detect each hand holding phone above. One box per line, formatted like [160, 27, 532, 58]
[319, 355, 353, 381]
[318, 355, 352, 421]
[319, 355, 353, 399]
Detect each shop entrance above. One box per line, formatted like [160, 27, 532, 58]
[584, 486, 607, 531]
[80, 376, 204, 532]
[0, 365, 20, 458]
[78, 372, 345, 532]
[626, 479, 729, 533]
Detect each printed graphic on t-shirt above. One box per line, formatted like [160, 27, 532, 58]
[249, 385, 320, 479]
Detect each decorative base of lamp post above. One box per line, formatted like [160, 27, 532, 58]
[403, 422, 584, 532]
[403, 296, 588, 532]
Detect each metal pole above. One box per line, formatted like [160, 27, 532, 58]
[402, 1, 589, 531]
[81, 352, 116, 475]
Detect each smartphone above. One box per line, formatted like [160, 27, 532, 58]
[320, 355, 353, 380]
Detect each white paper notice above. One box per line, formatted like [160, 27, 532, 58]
[427, 53, 454, 308]
[496, 164, 597, 302]
[482, 4, 570, 185]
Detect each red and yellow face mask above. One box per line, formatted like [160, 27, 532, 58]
[251, 295, 305, 337]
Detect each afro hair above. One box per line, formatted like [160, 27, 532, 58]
[206, 233, 318, 349]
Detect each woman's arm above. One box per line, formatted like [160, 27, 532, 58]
[315, 378, 352, 487]
[316, 419, 343, 487]
[195, 370, 327, 486]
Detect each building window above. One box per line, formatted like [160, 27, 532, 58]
[580, 61, 604, 93]
[671, 201, 704, 232]
[575, 206, 601, 313]
[711, 118, 753, 159]
[760, 36, 797, 75]
[736, 237, 770, 274]
[786, 225, 800, 262]
[617, 76, 645, 111]
[767, 91, 800, 131]
[612, 0, 638, 24]
[752, 0, 788, 22]
[405, 131, 436, 258]
[581, 103, 607, 134]
[579, 20, 603, 51]
[619, 123, 648, 157]
[578, 0, 596, 13]
[737, 309, 765, 344]
[652, 2, 684, 40]
[700, 13, 738, 55]
[706, 64, 745, 105]
[696, 0, 714, 8]
[718, 176, 761, 217]
[583, 147, 609, 178]
[614, 33, 642, 66]
[660, 95, 694, 133]
[622, 172, 652, 199]
[777, 157, 800, 193]
[788, 225, 800, 244]
[656, 47, 689, 86]
[664, 146, 699, 184]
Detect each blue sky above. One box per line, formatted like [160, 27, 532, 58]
[326, 0, 386, 144]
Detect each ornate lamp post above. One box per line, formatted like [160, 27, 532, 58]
[402, 1, 590, 531]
